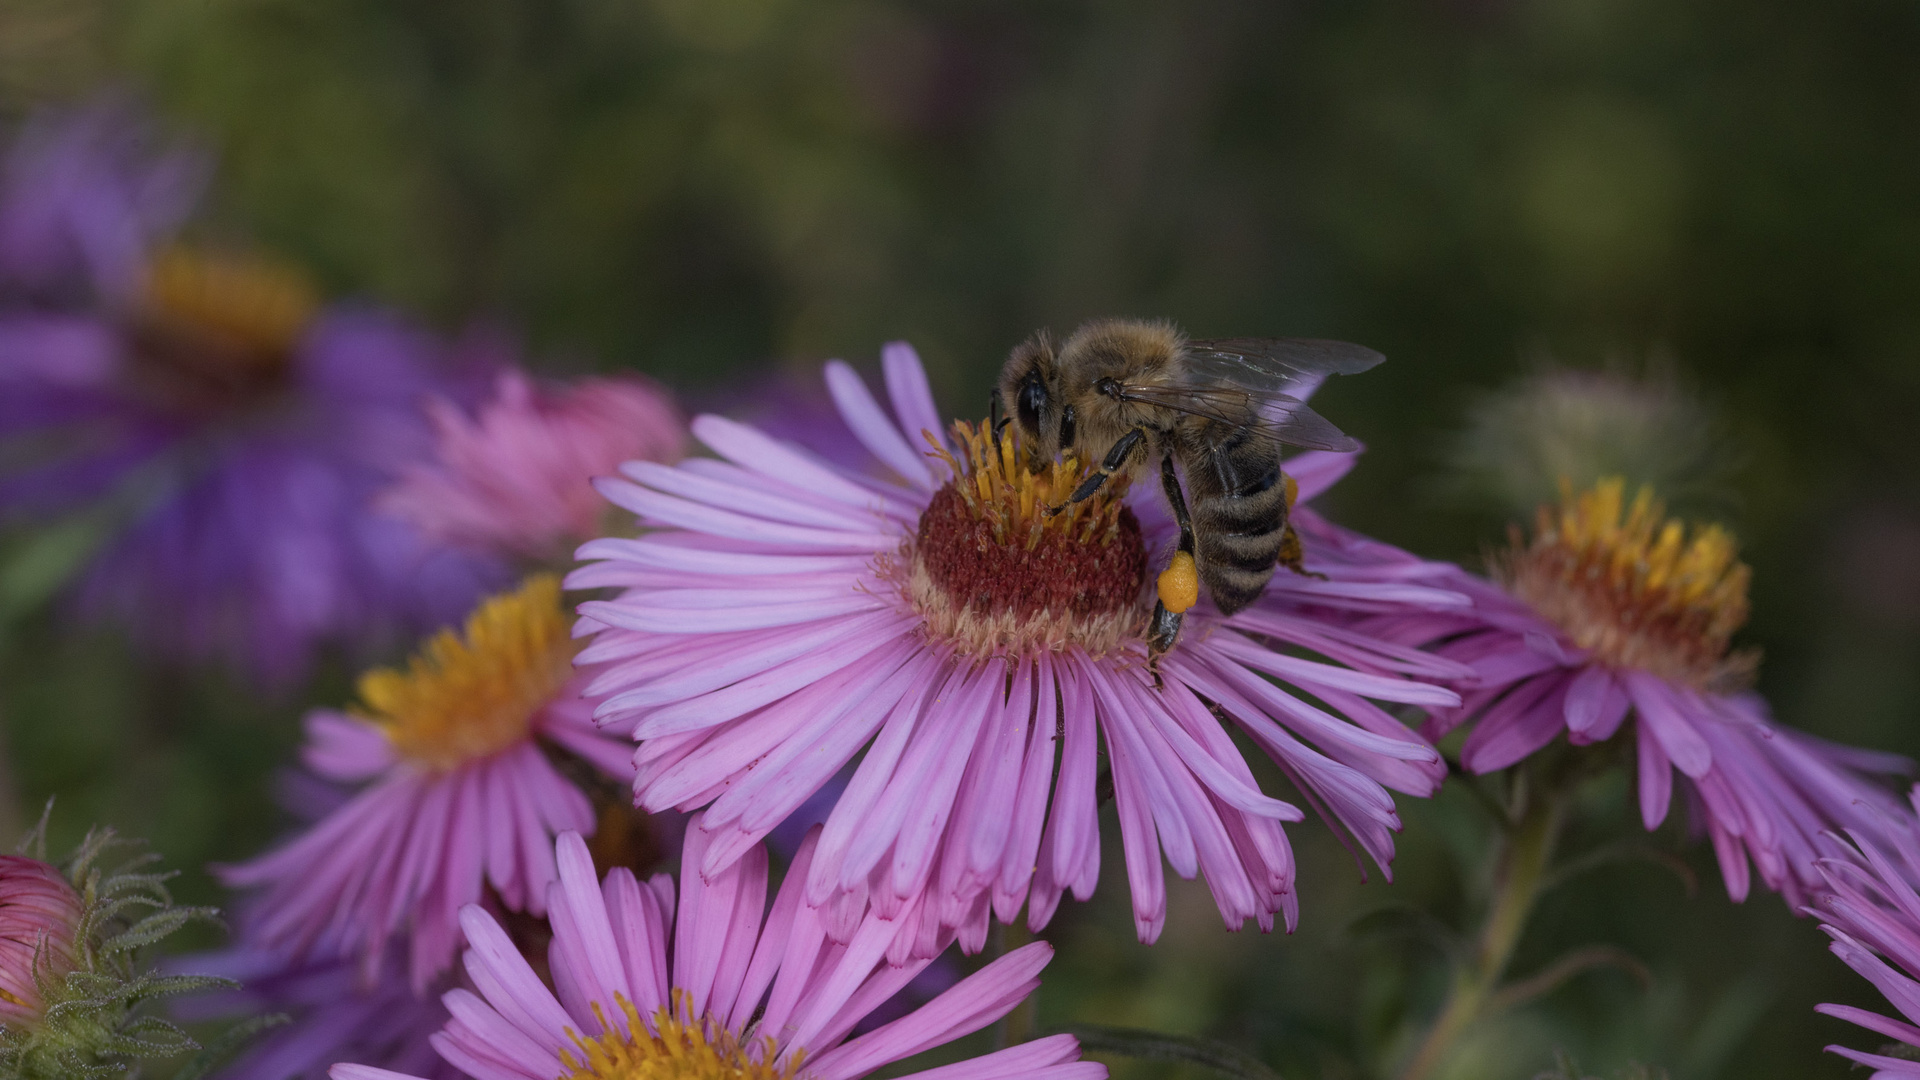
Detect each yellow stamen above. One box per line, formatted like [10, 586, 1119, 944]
[559, 992, 803, 1080]
[1501, 477, 1756, 689]
[143, 244, 319, 365]
[926, 420, 1131, 550]
[356, 575, 577, 771]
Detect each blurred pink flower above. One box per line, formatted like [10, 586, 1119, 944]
[0, 855, 82, 1028]
[381, 371, 686, 560]
[330, 824, 1102, 1080]
[219, 576, 634, 991]
[568, 343, 1469, 954]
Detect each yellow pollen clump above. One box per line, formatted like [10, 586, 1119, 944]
[905, 421, 1148, 658]
[356, 574, 577, 771]
[1157, 551, 1199, 613]
[141, 244, 318, 372]
[559, 993, 803, 1080]
[1501, 477, 1757, 690]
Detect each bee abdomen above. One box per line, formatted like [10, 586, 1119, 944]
[1182, 435, 1289, 615]
[1194, 488, 1288, 615]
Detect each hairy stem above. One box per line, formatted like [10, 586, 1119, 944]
[1396, 781, 1564, 1080]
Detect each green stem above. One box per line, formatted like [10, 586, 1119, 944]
[993, 920, 1037, 1049]
[1396, 783, 1563, 1080]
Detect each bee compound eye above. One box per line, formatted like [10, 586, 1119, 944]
[1017, 378, 1047, 433]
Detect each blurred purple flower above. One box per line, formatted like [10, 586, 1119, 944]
[0, 99, 504, 683]
[173, 942, 457, 1080]
[0, 94, 203, 305]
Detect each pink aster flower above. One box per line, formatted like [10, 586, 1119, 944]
[1372, 479, 1912, 905]
[568, 342, 1469, 951]
[219, 575, 636, 990]
[1811, 803, 1920, 1076]
[381, 369, 687, 561]
[330, 824, 1100, 1080]
[0, 855, 83, 1029]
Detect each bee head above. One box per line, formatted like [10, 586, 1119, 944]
[997, 329, 1062, 470]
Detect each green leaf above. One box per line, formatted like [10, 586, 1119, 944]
[1053, 1024, 1285, 1080]
[0, 512, 116, 625]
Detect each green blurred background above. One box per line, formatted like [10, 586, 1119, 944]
[3, 0, 1918, 1077]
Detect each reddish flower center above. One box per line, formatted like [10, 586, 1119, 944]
[906, 421, 1147, 658]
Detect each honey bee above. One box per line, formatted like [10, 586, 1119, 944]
[993, 318, 1382, 664]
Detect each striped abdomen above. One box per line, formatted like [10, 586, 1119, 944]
[1182, 425, 1288, 615]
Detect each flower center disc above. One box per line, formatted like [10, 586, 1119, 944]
[1502, 477, 1756, 690]
[908, 421, 1147, 658]
[358, 574, 577, 771]
[130, 244, 318, 411]
[562, 996, 802, 1080]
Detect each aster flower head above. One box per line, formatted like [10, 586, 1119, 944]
[570, 343, 1469, 952]
[220, 575, 637, 990]
[1395, 477, 1910, 905]
[380, 369, 688, 562]
[0, 100, 502, 683]
[1811, 803, 1920, 1077]
[0, 828, 231, 1079]
[329, 824, 1103, 1080]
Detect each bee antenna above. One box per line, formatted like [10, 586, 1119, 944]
[989, 388, 1009, 439]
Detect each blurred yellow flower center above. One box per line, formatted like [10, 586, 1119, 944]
[905, 420, 1146, 658]
[145, 244, 319, 358]
[134, 244, 319, 402]
[357, 575, 576, 771]
[1500, 477, 1756, 690]
[560, 994, 803, 1080]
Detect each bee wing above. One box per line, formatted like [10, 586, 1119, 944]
[1112, 382, 1362, 453]
[1184, 337, 1385, 397]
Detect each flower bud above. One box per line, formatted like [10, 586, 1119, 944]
[0, 856, 82, 1029]
[1446, 365, 1738, 523]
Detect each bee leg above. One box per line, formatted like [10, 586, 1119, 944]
[989, 388, 1009, 441]
[1277, 522, 1310, 575]
[1274, 472, 1326, 580]
[1147, 602, 1182, 688]
[1047, 427, 1146, 514]
[1146, 452, 1199, 684]
[1158, 451, 1197, 560]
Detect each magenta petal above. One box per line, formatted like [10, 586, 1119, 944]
[1637, 723, 1673, 829]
